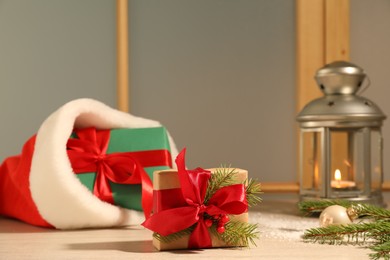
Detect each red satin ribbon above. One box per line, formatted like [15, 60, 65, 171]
[67, 127, 172, 218]
[153, 188, 186, 212]
[142, 148, 248, 249]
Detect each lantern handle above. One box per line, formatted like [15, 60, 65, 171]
[357, 75, 370, 95]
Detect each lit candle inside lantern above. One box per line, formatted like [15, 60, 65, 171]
[335, 169, 342, 184]
[331, 169, 356, 189]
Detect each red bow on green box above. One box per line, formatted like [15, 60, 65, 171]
[142, 149, 248, 249]
[67, 127, 172, 218]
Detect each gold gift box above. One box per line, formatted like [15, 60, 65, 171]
[152, 168, 248, 251]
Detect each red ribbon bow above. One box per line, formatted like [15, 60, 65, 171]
[142, 148, 248, 249]
[67, 127, 172, 218]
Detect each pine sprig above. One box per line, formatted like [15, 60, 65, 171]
[298, 199, 354, 215]
[153, 225, 195, 243]
[351, 204, 390, 220]
[367, 221, 390, 244]
[299, 199, 390, 220]
[369, 241, 390, 260]
[246, 178, 262, 207]
[303, 221, 390, 245]
[212, 220, 259, 247]
[204, 167, 237, 204]
[300, 200, 390, 259]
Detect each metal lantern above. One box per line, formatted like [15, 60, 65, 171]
[296, 61, 386, 206]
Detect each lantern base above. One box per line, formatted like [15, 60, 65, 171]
[299, 194, 386, 208]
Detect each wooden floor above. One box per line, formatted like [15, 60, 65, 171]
[0, 200, 372, 259]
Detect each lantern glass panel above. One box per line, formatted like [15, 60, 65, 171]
[330, 130, 350, 182]
[371, 129, 382, 191]
[301, 130, 322, 194]
[329, 128, 364, 198]
[352, 129, 364, 191]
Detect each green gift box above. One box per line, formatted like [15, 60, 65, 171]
[68, 126, 172, 212]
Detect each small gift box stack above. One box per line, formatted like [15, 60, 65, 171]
[143, 148, 261, 250]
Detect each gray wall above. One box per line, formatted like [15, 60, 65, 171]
[350, 0, 390, 181]
[0, 0, 116, 160]
[3, 1, 387, 185]
[129, 0, 296, 182]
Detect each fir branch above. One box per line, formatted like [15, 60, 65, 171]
[212, 221, 259, 247]
[246, 178, 262, 207]
[298, 200, 354, 215]
[153, 225, 194, 243]
[301, 201, 390, 259]
[351, 204, 390, 221]
[303, 221, 390, 247]
[303, 225, 349, 245]
[204, 166, 237, 204]
[369, 241, 390, 260]
[298, 200, 390, 220]
[154, 221, 260, 248]
[204, 166, 262, 207]
[365, 220, 390, 244]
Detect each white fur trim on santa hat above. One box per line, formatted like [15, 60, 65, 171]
[29, 98, 178, 229]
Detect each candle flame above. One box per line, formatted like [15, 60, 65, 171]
[335, 169, 341, 181]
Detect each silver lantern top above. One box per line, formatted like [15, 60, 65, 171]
[297, 61, 386, 128]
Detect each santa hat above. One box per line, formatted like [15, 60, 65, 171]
[0, 98, 178, 229]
